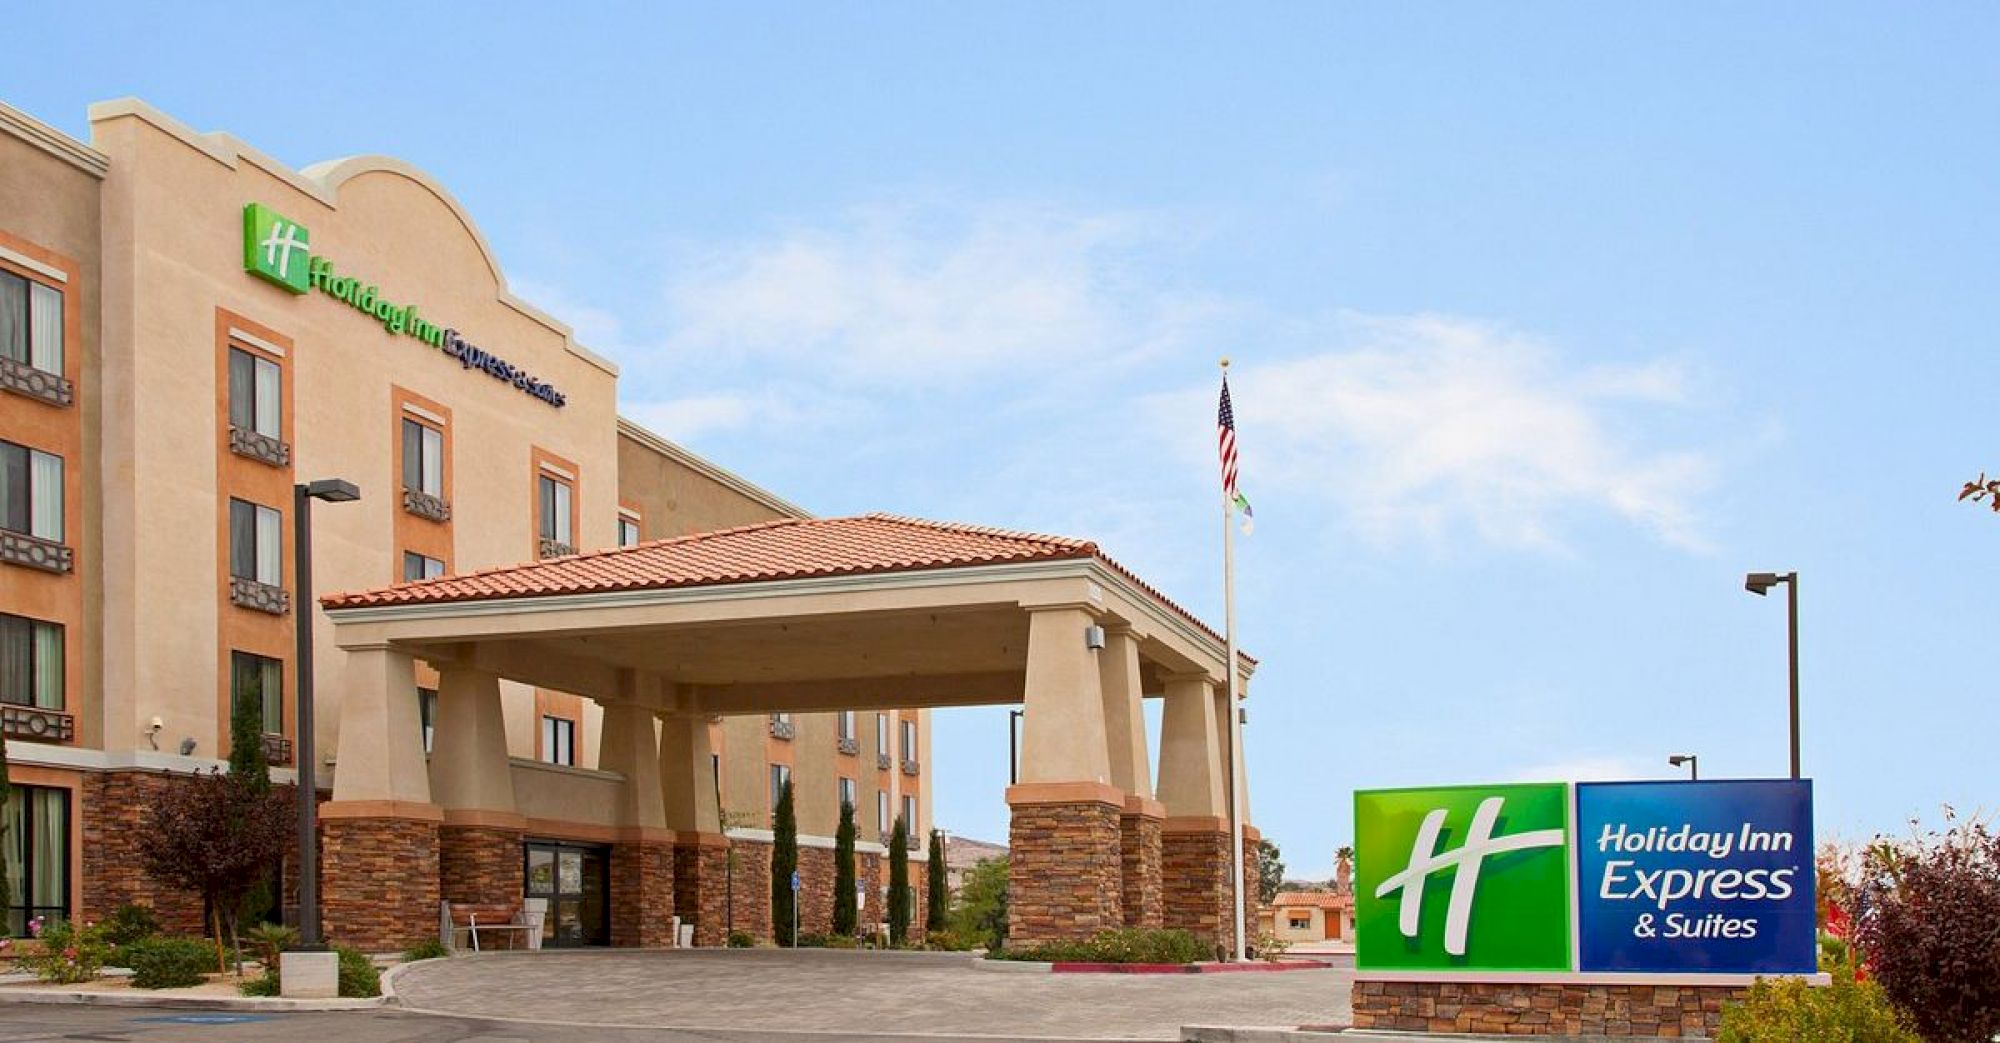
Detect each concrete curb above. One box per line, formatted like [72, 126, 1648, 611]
[1181, 1028, 1344, 1042]
[970, 958, 1052, 973]
[0, 986, 385, 1011]
[1182, 1030, 1703, 1043]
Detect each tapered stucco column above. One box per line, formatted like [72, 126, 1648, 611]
[1156, 673, 1232, 951]
[661, 711, 726, 946]
[323, 645, 440, 951]
[1008, 606, 1123, 943]
[600, 701, 675, 947]
[1100, 627, 1162, 928]
[430, 666, 526, 932]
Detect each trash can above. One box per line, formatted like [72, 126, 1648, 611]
[677, 923, 695, 949]
[669, 915, 683, 947]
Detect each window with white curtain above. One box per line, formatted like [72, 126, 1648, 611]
[876, 713, 889, 755]
[617, 516, 640, 547]
[0, 613, 63, 710]
[541, 715, 575, 767]
[0, 441, 62, 543]
[2, 785, 69, 935]
[837, 711, 856, 741]
[0, 271, 62, 377]
[230, 650, 282, 733]
[769, 762, 792, 813]
[402, 552, 445, 582]
[902, 795, 917, 835]
[877, 791, 890, 832]
[227, 347, 281, 438]
[401, 418, 443, 496]
[900, 718, 917, 762]
[838, 776, 856, 810]
[538, 474, 572, 545]
[228, 498, 282, 585]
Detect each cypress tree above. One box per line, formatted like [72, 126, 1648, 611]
[832, 800, 857, 936]
[888, 816, 911, 945]
[771, 779, 798, 946]
[227, 670, 271, 794]
[926, 829, 948, 934]
[0, 727, 12, 927]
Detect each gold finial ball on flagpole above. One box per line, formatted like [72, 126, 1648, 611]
[1220, 356, 1231, 369]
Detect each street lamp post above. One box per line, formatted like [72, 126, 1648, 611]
[1744, 571, 1801, 780]
[1668, 753, 1699, 781]
[294, 478, 359, 949]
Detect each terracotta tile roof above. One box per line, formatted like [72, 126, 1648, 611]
[321, 515, 1239, 658]
[1273, 891, 1353, 909]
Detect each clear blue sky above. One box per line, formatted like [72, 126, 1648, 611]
[10, 4, 1996, 879]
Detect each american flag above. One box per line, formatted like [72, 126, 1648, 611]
[1218, 375, 1253, 526]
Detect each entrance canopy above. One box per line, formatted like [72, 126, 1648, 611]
[323, 514, 1248, 716]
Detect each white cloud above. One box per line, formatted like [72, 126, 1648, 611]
[1202, 314, 1715, 552]
[657, 201, 1224, 387]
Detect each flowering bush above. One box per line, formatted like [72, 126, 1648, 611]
[21, 917, 112, 984]
[1851, 810, 2000, 1043]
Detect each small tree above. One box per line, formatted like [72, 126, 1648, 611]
[926, 830, 948, 934]
[226, 680, 270, 794]
[0, 727, 12, 929]
[770, 779, 798, 947]
[949, 857, 1008, 950]
[832, 800, 857, 936]
[136, 768, 291, 972]
[1851, 810, 2000, 1042]
[1257, 838, 1285, 905]
[887, 816, 911, 945]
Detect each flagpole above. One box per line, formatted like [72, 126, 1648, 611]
[1220, 357, 1247, 963]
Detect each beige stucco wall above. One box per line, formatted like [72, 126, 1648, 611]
[615, 423, 803, 539]
[88, 102, 618, 780]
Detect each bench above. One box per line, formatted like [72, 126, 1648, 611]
[441, 898, 547, 952]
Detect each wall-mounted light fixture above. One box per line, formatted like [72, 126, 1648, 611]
[1083, 625, 1106, 651]
[178, 738, 197, 756]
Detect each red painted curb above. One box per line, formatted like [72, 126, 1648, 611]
[1049, 960, 1329, 974]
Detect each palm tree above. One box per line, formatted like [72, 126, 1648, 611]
[1334, 846, 1355, 894]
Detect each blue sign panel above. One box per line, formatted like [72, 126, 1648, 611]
[1575, 779, 1815, 973]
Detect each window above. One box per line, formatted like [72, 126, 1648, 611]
[402, 552, 445, 582]
[900, 718, 917, 761]
[617, 516, 640, 547]
[877, 791, 890, 832]
[0, 270, 62, 377]
[3, 785, 69, 935]
[876, 713, 889, 756]
[228, 499, 282, 585]
[837, 711, 856, 741]
[768, 763, 792, 812]
[418, 687, 437, 754]
[0, 614, 63, 710]
[230, 651, 282, 735]
[227, 347, 281, 438]
[401, 418, 443, 497]
[540, 716, 575, 767]
[901, 795, 917, 835]
[1287, 912, 1311, 930]
[0, 441, 63, 542]
[838, 776, 856, 811]
[537, 474, 572, 546]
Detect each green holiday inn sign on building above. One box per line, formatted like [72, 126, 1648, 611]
[1354, 783, 1573, 972]
[242, 202, 567, 408]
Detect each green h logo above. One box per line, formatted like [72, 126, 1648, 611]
[1354, 783, 1573, 971]
[244, 203, 311, 294]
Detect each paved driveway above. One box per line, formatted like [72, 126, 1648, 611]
[391, 949, 1354, 1040]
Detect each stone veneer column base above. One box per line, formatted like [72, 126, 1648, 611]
[1161, 823, 1232, 953]
[725, 836, 773, 942]
[1005, 783, 1124, 944]
[438, 822, 525, 927]
[610, 835, 677, 948]
[797, 846, 836, 936]
[82, 772, 234, 935]
[1119, 798, 1164, 929]
[673, 833, 730, 947]
[1352, 979, 1749, 1037]
[321, 806, 441, 952]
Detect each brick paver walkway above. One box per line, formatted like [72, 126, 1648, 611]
[391, 949, 1353, 1039]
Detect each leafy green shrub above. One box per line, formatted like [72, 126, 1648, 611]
[103, 904, 161, 950]
[1718, 971, 1917, 1042]
[238, 971, 279, 997]
[823, 934, 859, 949]
[948, 857, 1008, 951]
[22, 918, 111, 983]
[334, 945, 379, 999]
[125, 938, 213, 989]
[244, 923, 297, 989]
[727, 931, 756, 948]
[794, 932, 828, 948]
[402, 937, 448, 962]
[988, 928, 1207, 964]
[924, 928, 978, 951]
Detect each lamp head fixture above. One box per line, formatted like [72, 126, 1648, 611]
[1744, 572, 1791, 596]
[1668, 754, 1694, 768]
[304, 478, 361, 503]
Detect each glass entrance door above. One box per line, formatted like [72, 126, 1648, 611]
[524, 841, 609, 947]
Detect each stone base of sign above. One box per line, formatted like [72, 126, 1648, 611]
[1353, 978, 1751, 1038]
[1006, 783, 1125, 943]
[279, 950, 340, 999]
[672, 832, 730, 947]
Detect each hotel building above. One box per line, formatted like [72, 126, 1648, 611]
[0, 97, 1252, 952]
